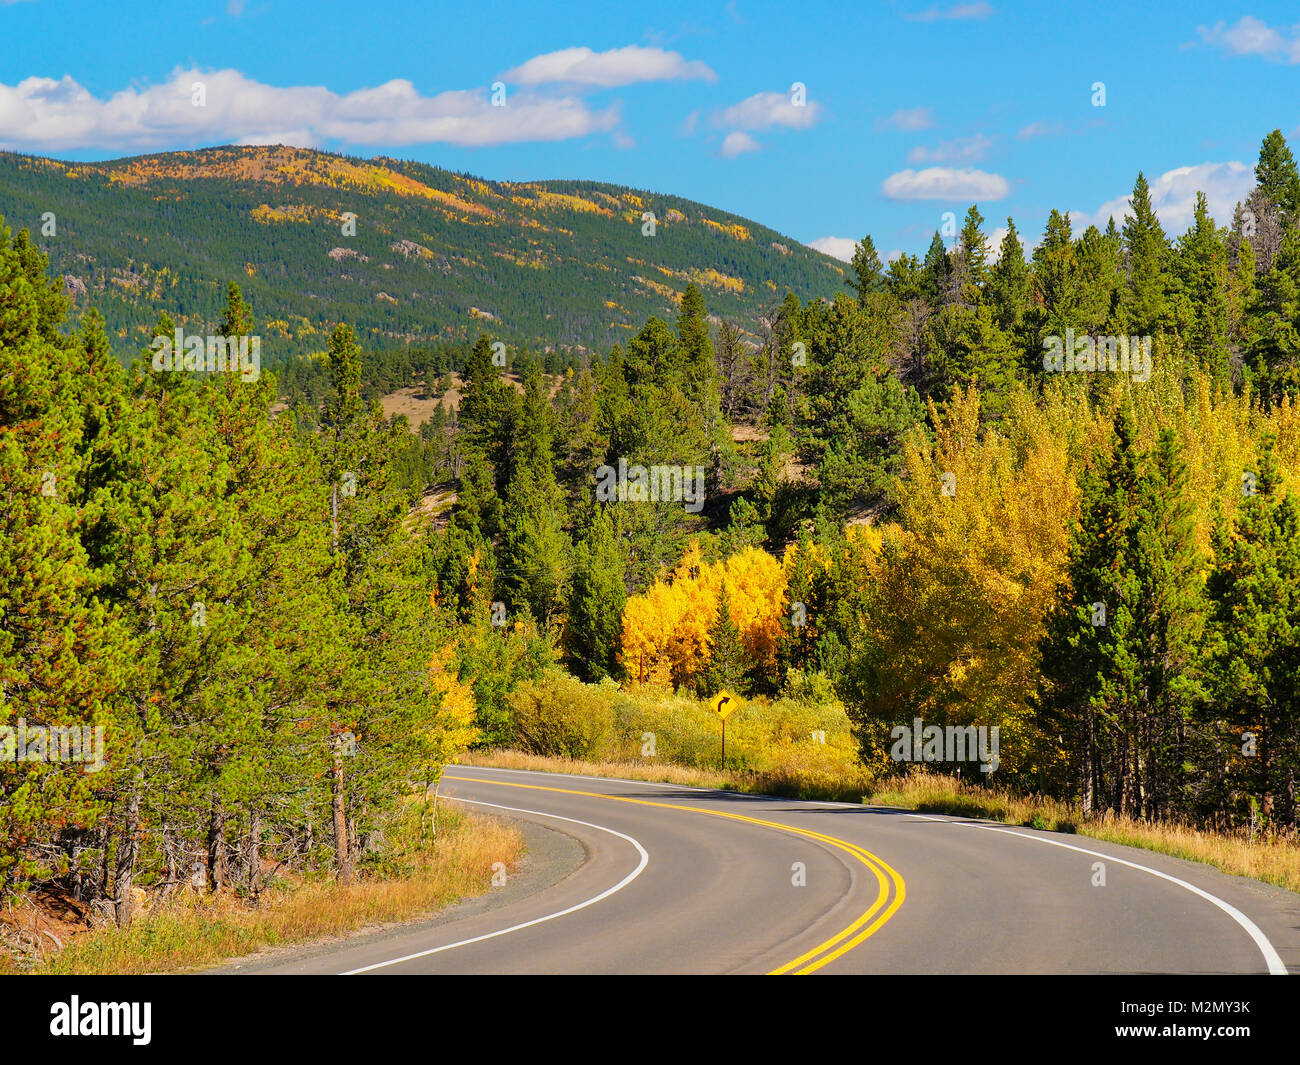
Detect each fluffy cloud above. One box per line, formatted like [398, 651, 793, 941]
[1068, 161, 1255, 236]
[807, 236, 857, 261]
[719, 131, 761, 157]
[1198, 16, 1300, 63]
[906, 2, 993, 21]
[881, 166, 1010, 200]
[907, 132, 993, 164]
[0, 68, 620, 151]
[714, 90, 821, 131]
[501, 45, 716, 87]
[878, 106, 936, 131]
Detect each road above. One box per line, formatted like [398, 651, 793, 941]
[225, 766, 1300, 975]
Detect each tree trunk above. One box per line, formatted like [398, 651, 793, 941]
[333, 737, 352, 885]
[114, 781, 141, 926]
[246, 808, 262, 896]
[207, 800, 227, 893]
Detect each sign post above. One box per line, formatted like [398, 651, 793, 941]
[708, 690, 738, 769]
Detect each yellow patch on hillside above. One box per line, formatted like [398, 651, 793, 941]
[691, 268, 745, 293]
[251, 203, 315, 223]
[701, 217, 751, 241]
[493, 249, 547, 270]
[514, 187, 614, 216]
[633, 276, 681, 303]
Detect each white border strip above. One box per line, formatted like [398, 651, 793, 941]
[340, 797, 649, 974]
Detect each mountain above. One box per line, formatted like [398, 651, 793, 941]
[0, 145, 845, 361]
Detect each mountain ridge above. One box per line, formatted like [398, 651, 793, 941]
[0, 144, 845, 361]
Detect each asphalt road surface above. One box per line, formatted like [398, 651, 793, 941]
[224, 766, 1300, 975]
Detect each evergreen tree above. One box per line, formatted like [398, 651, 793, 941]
[986, 220, 1030, 333]
[1174, 193, 1232, 386]
[699, 581, 748, 696]
[1254, 129, 1300, 222]
[1121, 172, 1171, 335]
[1204, 435, 1300, 826]
[848, 234, 885, 299]
[1039, 402, 1145, 814]
[564, 506, 626, 681]
[920, 231, 953, 310]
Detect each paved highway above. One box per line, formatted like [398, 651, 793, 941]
[225, 766, 1300, 975]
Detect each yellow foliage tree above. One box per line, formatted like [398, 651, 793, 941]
[620, 543, 788, 688]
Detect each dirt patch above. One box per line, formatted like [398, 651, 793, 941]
[380, 385, 452, 429]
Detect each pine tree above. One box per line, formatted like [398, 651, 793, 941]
[1248, 228, 1300, 401]
[565, 506, 626, 681]
[1254, 129, 1300, 222]
[1173, 193, 1232, 386]
[676, 282, 716, 404]
[1039, 402, 1145, 814]
[500, 366, 570, 625]
[986, 220, 1030, 333]
[920, 231, 953, 310]
[1131, 429, 1205, 818]
[1205, 435, 1300, 826]
[1121, 172, 1170, 336]
[956, 204, 990, 300]
[848, 234, 885, 300]
[1031, 210, 1081, 340]
[699, 581, 748, 696]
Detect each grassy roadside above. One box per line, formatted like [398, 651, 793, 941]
[462, 749, 1300, 896]
[459, 747, 875, 801]
[2, 807, 523, 975]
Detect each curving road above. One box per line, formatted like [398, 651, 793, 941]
[225, 766, 1300, 975]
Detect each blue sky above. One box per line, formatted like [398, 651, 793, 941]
[1, 0, 1298, 260]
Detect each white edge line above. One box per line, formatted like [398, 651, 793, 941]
[339, 796, 649, 975]
[448, 766, 1288, 975]
[947, 819, 1288, 976]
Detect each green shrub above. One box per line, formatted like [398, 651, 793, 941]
[507, 670, 615, 758]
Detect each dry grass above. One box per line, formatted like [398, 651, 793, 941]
[461, 748, 876, 803]
[27, 808, 523, 975]
[846, 772, 1300, 896]
[466, 751, 1300, 895]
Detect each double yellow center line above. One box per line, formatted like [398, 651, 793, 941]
[443, 774, 905, 975]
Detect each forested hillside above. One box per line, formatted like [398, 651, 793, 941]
[5, 129, 1300, 941]
[0, 144, 843, 361]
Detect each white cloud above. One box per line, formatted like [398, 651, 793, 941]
[807, 236, 857, 261]
[714, 90, 821, 131]
[0, 68, 621, 151]
[881, 166, 1010, 201]
[907, 132, 993, 164]
[906, 2, 993, 22]
[878, 106, 935, 131]
[1067, 161, 1255, 236]
[1198, 16, 1300, 64]
[1017, 119, 1067, 140]
[501, 45, 716, 87]
[719, 130, 761, 157]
